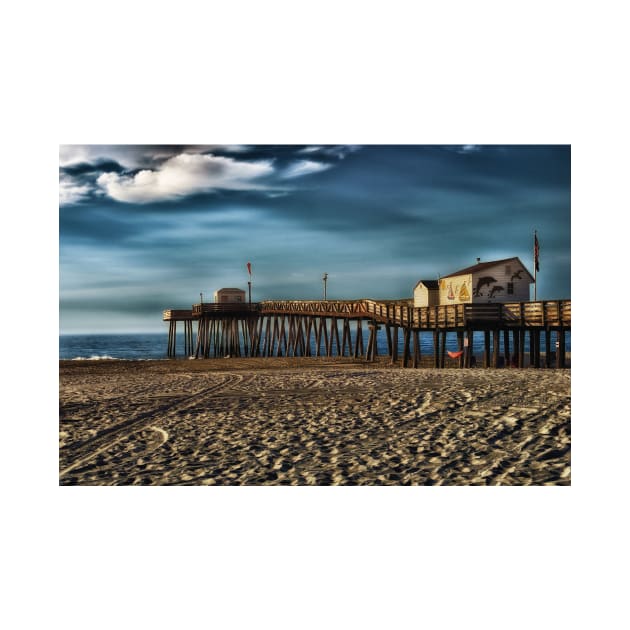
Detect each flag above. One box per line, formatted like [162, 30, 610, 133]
[247, 262, 252, 276]
[534, 232, 540, 272]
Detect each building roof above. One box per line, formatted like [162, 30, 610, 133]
[441, 257, 534, 281]
[215, 287, 246, 292]
[413, 279, 439, 290]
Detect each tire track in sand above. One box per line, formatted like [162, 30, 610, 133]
[59, 374, 245, 479]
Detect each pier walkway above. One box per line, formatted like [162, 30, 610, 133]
[163, 298, 571, 368]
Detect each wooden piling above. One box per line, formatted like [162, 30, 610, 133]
[304, 317, 313, 357]
[366, 325, 375, 362]
[493, 329, 500, 368]
[465, 329, 473, 368]
[483, 330, 491, 368]
[558, 327, 566, 368]
[340, 319, 352, 357]
[315, 318, 323, 357]
[402, 327, 411, 368]
[326, 318, 335, 357]
[545, 329, 551, 368]
[353, 320, 364, 358]
[412, 329, 420, 368]
[503, 329, 510, 367]
[533, 329, 541, 368]
[332, 319, 341, 356]
[433, 330, 439, 368]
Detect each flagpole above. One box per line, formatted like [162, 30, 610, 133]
[534, 230, 537, 301]
[247, 262, 252, 307]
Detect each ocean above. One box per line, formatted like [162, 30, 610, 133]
[60, 329, 571, 361]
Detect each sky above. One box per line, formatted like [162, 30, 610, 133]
[59, 144, 570, 333]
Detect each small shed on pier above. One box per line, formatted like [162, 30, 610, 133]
[214, 288, 246, 303]
[413, 280, 439, 308]
[438, 257, 534, 305]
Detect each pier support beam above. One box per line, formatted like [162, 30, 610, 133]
[340, 319, 350, 357]
[434, 331, 439, 368]
[557, 327, 566, 368]
[483, 330, 491, 368]
[518, 329, 526, 368]
[465, 329, 473, 368]
[533, 329, 541, 368]
[402, 327, 411, 368]
[492, 329, 500, 368]
[545, 329, 551, 368]
[167, 321, 176, 358]
[391, 326, 399, 364]
[457, 330, 464, 368]
[504, 329, 511, 367]
[412, 330, 420, 368]
[353, 320, 363, 358]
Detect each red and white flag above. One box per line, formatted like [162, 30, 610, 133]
[247, 262, 252, 276]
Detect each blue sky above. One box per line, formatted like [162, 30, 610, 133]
[59, 144, 570, 333]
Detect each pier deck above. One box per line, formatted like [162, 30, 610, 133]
[162, 298, 571, 367]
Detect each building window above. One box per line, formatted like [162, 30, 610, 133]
[507, 282, 514, 295]
[505, 265, 511, 275]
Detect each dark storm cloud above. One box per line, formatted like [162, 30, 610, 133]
[61, 159, 126, 177]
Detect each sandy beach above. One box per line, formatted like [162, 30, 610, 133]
[59, 358, 570, 485]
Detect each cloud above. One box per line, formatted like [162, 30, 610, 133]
[96, 153, 275, 203]
[265, 191, 291, 198]
[296, 145, 361, 160]
[281, 160, 332, 179]
[60, 145, 165, 169]
[457, 145, 482, 154]
[59, 173, 93, 205]
[59, 145, 246, 169]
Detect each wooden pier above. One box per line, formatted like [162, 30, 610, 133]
[163, 310, 194, 358]
[163, 298, 571, 368]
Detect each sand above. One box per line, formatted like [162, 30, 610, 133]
[59, 358, 571, 485]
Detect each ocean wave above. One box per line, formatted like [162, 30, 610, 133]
[71, 355, 120, 361]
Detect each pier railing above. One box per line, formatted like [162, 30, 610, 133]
[190, 303, 261, 317]
[258, 299, 570, 329]
[260, 299, 412, 318]
[165, 299, 571, 328]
